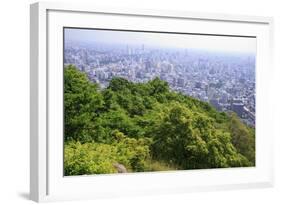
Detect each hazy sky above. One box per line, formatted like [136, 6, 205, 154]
[64, 28, 256, 54]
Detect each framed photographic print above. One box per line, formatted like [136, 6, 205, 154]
[30, 1, 274, 202]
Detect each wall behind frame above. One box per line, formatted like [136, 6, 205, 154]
[0, 0, 280, 205]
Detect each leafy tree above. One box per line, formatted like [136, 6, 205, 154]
[64, 141, 117, 175]
[148, 77, 169, 95]
[64, 65, 104, 142]
[64, 131, 151, 175]
[150, 102, 250, 169]
[108, 77, 133, 92]
[229, 113, 255, 165]
[93, 108, 144, 141]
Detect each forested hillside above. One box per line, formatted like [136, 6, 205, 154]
[64, 65, 255, 176]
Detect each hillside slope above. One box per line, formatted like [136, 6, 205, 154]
[64, 65, 255, 175]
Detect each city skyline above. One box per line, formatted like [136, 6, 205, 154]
[64, 28, 256, 127]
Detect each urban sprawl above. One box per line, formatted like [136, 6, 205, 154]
[64, 42, 256, 127]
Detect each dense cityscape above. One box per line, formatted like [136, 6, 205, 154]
[64, 41, 256, 127]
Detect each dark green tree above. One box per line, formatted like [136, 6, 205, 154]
[229, 113, 255, 165]
[64, 65, 104, 142]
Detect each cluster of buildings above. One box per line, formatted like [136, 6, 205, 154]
[64, 42, 256, 127]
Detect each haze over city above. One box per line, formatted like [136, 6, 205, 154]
[64, 28, 256, 126]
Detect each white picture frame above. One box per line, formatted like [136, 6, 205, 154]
[30, 1, 274, 202]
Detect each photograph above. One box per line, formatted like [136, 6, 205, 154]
[63, 27, 256, 176]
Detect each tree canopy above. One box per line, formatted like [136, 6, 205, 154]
[64, 65, 255, 175]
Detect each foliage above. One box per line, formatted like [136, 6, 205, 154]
[64, 65, 104, 142]
[149, 102, 250, 169]
[229, 113, 255, 165]
[64, 65, 255, 175]
[64, 131, 151, 175]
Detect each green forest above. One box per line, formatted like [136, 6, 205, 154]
[64, 65, 255, 176]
